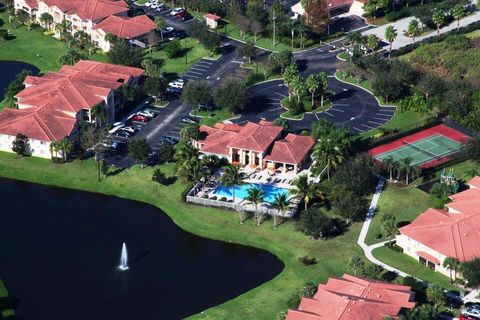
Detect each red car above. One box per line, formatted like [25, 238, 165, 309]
[460, 316, 478, 320]
[175, 10, 189, 20]
[131, 114, 150, 123]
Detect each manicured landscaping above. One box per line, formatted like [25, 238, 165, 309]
[365, 182, 434, 246]
[145, 38, 219, 79]
[335, 71, 433, 139]
[0, 152, 365, 320]
[0, 11, 107, 72]
[191, 108, 238, 126]
[372, 246, 457, 291]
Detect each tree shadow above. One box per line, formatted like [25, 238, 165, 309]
[107, 166, 126, 177]
[164, 176, 177, 186]
[380, 270, 399, 282]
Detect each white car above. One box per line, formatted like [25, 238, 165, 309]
[161, 27, 174, 34]
[137, 110, 156, 118]
[168, 78, 186, 89]
[170, 7, 184, 15]
[144, 1, 152, 7]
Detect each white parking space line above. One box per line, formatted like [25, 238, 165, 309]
[190, 66, 209, 71]
[268, 107, 283, 111]
[185, 70, 203, 75]
[314, 113, 320, 120]
[353, 127, 366, 133]
[198, 60, 213, 65]
[324, 111, 335, 117]
[267, 102, 279, 105]
[331, 107, 344, 113]
[368, 120, 384, 126]
[374, 116, 391, 121]
[231, 60, 243, 64]
[275, 92, 286, 98]
[334, 103, 349, 107]
[184, 75, 198, 79]
[361, 123, 375, 130]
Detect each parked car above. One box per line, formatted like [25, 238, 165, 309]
[460, 315, 479, 320]
[197, 102, 214, 111]
[170, 7, 183, 15]
[462, 307, 480, 319]
[137, 110, 156, 118]
[175, 10, 190, 20]
[168, 78, 186, 89]
[166, 87, 182, 94]
[161, 27, 174, 35]
[114, 130, 132, 138]
[118, 126, 139, 134]
[131, 114, 150, 123]
[181, 117, 198, 124]
[160, 136, 178, 145]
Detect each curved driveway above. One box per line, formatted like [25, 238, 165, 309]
[235, 42, 397, 134]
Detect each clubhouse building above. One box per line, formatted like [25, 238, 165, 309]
[193, 121, 315, 173]
[13, 0, 157, 51]
[286, 274, 416, 320]
[396, 176, 480, 277]
[0, 60, 144, 158]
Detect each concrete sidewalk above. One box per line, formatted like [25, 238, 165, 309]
[362, 10, 480, 50]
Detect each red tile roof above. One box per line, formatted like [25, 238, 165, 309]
[227, 122, 283, 152]
[0, 60, 143, 142]
[264, 134, 315, 165]
[42, 0, 128, 22]
[416, 251, 440, 265]
[468, 176, 480, 189]
[286, 274, 416, 320]
[93, 15, 156, 39]
[24, 0, 38, 9]
[204, 13, 221, 20]
[399, 179, 480, 262]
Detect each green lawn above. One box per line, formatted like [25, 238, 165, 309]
[192, 108, 238, 126]
[372, 246, 457, 291]
[145, 38, 219, 79]
[366, 182, 434, 246]
[335, 72, 432, 140]
[366, 160, 479, 246]
[0, 11, 107, 73]
[0, 152, 365, 319]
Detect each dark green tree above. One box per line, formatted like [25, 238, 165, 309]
[297, 207, 335, 239]
[11, 133, 30, 156]
[214, 78, 249, 114]
[181, 80, 212, 106]
[128, 138, 150, 168]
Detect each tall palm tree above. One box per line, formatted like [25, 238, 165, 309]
[312, 137, 346, 181]
[174, 142, 199, 162]
[290, 175, 324, 212]
[39, 12, 53, 31]
[245, 187, 265, 226]
[442, 257, 460, 283]
[91, 104, 107, 128]
[49, 140, 60, 160]
[55, 20, 72, 40]
[271, 192, 290, 229]
[384, 25, 397, 58]
[58, 137, 73, 162]
[399, 157, 414, 185]
[383, 156, 396, 181]
[452, 4, 466, 31]
[219, 164, 245, 204]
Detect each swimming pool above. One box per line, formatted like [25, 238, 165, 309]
[213, 183, 290, 203]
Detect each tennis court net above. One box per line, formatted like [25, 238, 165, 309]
[402, 140, 440, 159]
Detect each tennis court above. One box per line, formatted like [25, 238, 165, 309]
[374, 134, 463, 166]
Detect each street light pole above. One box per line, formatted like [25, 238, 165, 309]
[272, 11, 276, 46]
[184, 38, 187, 65]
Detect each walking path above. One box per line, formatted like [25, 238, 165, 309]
[357, 177, 410, 278]
[362, 9, 480, 50]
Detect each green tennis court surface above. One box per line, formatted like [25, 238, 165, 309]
[374, 134, 463, 166]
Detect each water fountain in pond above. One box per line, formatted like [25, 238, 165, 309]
[118, 242, 129, 271]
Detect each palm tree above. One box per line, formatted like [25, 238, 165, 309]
[443, 257, 460, 283]
[383, 156, 396, 181]
[49, 140, 60, 160]
[271, 193, 290, 229]
[58, 137, 73, 162]
[295, 20, 307, 49]
[55, 20, 72, 40]
[91, 104, 107, 128]
[399, 157, 414, 185]
[312, 137, 346, 181]
[245, 187, 266, 226]
[306, 74, 320, 107]
[219, 164, 245, 205]
[431, 8, 445, 35]
[290, 175, 324, 212]
[317, 72, 328, 107]
[407, 19, 420, 43]
[174, 142, 199, 162]
[452, 4, 466, 31]
[155, 16, 166, 43]
[384, 25, 397, 57]
[366, 34, 379, 52]
[39, 12, 53, 31]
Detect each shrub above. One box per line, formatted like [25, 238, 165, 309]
[298, 255, 317, 266]
[287, 99, 304, 115]
[164, 40, 182, 59]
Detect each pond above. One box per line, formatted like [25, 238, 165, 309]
[0, 178, 283, 319]
[0, 61, 39, 101]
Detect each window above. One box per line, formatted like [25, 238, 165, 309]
[40, 141, 46, 145]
